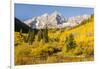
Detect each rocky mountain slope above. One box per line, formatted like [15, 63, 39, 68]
[24, 11, 90, 29]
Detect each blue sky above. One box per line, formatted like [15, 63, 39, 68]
[15, 3, 94, 21]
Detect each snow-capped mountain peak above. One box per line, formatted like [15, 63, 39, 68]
[24, 11, 90, 29]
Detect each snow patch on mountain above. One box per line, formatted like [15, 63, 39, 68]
[24, 11, 91, 29]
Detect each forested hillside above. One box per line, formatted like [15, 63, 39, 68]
[14, 15, 94, 65]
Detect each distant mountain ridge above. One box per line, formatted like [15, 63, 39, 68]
[24, 11, 91, 29]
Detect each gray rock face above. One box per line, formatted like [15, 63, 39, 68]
[24, 11, 90, 29]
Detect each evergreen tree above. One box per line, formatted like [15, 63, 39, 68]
[27, 29, 35, 45]
[43, 26, 48, 43]
[19, 29, 23, 37]
[37, 25, 49, 43]
[37, 29, 43, 41]
[65, 33, 76, 50]
[91, 14, 94, 18]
